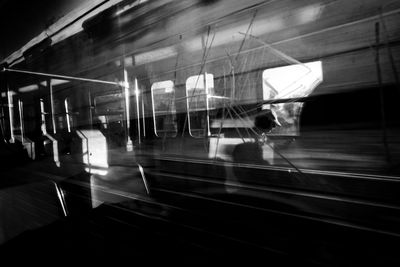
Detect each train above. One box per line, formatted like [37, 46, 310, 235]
[1, 0, 400, 264]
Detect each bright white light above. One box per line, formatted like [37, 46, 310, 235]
[134, 46, 177, 65]
[116, 0, 148, 16]
[186, 74, 214, 91]
[152, 80, 174, 93]
[85, 167, 108, 176]
[76, 129, 109, 174]
[18, 84, 38, 93]
[8, 91, 15, 143]
[296, 4, 323, 24]
[262, 61, 323, 101]
[64, 98, 71, 133]
[40, 79, 69, 87]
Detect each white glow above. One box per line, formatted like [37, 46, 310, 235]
[85, 167, 108, 176]
[7, 91, 15, 143]
[262, 61, 323, 101]
[295, 4, 324, 24]
[134, 46, 177, 65]
[76, 129, 109, 171]
[64, 98, 71, 133]
[152, 80, 174, 94]
[40, 79, 69, 87]
[116, 0, 148, 16]
[186, 74, 214, 92]
[40, 99, 47, 135]
[138, 164, 150, 195]
[133, 78, 141, 144]
[18, 84, 38, 93]
[54, 184, 68, 217]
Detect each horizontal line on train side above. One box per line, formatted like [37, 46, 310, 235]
[148, 169, 400, 211]
[14, 162, 400, 211]
[70, 190, 283, 254]
[22, 163, 399, 212]
[13, 167, 400, 238]
[133, 8, 400, 81]
[100, 195, 286, 255]
[71, 5, 400, 83]
[154, 187, 400, 238]
[155, 155, 400, 181]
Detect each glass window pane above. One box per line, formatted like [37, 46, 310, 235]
[262, 61, 323, 135]
[186, 73, 214, 137]
[151, 80, 177, 137]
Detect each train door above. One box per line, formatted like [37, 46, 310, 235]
[92, 90, 127, 150]
[186, 73, 214, 138]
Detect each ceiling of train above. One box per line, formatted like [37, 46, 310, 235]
[0, 0, 87, 62]
[0, 0, 128, 64]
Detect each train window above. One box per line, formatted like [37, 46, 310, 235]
[186, 73, 214, 138]
[262, 61, 323, 135]
[54, 98, 66, 131]
[151, 80, 177, 137]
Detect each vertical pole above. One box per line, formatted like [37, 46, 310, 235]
[18, 99, 24, 143]
[204, 73, 210, 137]
[40, 98, 47, 135]
[88, 88, 93, 128]
[64, 98, 71, 133]
[134, 78, 141, 144]
[49, 79, 57, 134]
[7, 88, 15, 143]
[123, 68, 133, 151]
[375, 22, 391, 163]
[141, 96, 146, 137]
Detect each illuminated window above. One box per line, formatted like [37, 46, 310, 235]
[262, 61, 323, 135]
[151, 80, 177, 137]
[186, 73, 214, 137]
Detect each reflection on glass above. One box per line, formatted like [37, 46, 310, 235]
[64, 98, 72, 132]
[76, 129, 108, 176]
[186, 73, 214, 137]
[40, 98, 60, 166]
[262, 61, 323, 135]
[151, 80, 177, 137]
[94, 93, 124, 114]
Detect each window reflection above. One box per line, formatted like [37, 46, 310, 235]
[262, 61, 323, 135]
[186, 73, 214, 137]
[151, 80, 177, 137]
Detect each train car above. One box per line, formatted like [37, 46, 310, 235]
[1, 0, 400, 264]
